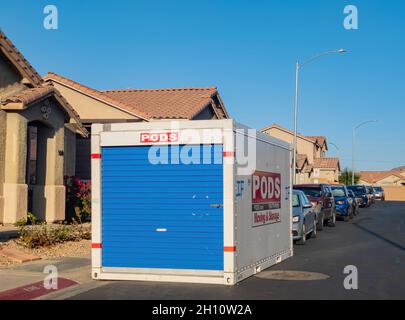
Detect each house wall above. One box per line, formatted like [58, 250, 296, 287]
[383, 186, 405, 201]
[310, 168, 337, 184]
[2, 97, 68, 224]
[314, 145, 321, 158]
[318, 169, 338, 184]
[264, 128, 316, 163]
[193, 104, 217, 120]
[51, 82, 140, 121]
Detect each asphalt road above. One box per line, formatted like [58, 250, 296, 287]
[69, 201, 405, 300]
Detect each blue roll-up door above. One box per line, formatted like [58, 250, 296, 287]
[101, 144, 224, 271]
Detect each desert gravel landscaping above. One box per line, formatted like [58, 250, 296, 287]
[0, 223, 91, 267]
[0, 239, 91, 267]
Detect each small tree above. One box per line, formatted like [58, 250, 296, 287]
[339, 168, 360, 185]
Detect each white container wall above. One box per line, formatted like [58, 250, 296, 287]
[91, 119, 293, 285]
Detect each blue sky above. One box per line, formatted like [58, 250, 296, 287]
[1, 0, 403, 171]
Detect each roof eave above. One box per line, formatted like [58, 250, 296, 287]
[44, 76, 150, 122]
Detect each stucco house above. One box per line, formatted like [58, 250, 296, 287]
[0, 30, 87, 224]
[44, 73, 230, 179]
[360, 170, 405, 186]
[0, 30, 230, 224]
[261, 124, 340, 184]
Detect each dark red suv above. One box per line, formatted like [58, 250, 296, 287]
[293, 184, 336, 230]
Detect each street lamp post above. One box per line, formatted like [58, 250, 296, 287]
[352, 120, 378, 185]
[293, 49, 346, 184]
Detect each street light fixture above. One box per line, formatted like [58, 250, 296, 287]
[352, 120, 378, 185]
[292, 49, 346, 184]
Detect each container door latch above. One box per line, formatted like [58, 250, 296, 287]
[210, 204, 223, 208]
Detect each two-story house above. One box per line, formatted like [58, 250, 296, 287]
[261, 124, 340, 184]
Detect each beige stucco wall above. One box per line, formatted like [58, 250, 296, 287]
[310, 168, 338, 184]
[2, 98, 68, 223]
[264, 128, 316, 163]
[51, 82, 139, 121]
[383, 186, 405, 201]
[318, 169, 338, 184]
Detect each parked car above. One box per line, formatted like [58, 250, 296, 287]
[373, 186, 385, 201]
[331, 185, 354, 221]
[292, 190, 317, 245]
[347, 185, 370, 207]
[366, 186, 376, 204]
[294, 184, 336, 229]
[347, 190, 360, 216]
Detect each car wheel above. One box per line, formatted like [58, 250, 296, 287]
[297, 224, 306, 245]
[311, 219, 317, 239]
[344, 215, 350, 222]
[317, 212, 324, 231]
[329, 211, 336, 227]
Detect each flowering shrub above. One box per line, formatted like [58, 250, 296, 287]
[64, 176, 91, 222]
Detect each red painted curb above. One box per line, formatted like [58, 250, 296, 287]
[0, 278, 78, 300]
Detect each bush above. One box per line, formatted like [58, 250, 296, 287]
[17, 222, 91, 249]
[14, 212, 38, 227]
[65, 176, 91, 222]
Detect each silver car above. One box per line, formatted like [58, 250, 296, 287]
[373, 186, 385, 201]
[292, 190, 317, 245]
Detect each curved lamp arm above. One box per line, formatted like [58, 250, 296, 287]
[299, 49, 346, 69]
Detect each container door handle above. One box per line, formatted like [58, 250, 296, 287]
[210, 204, 223, 208]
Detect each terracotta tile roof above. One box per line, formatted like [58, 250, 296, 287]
[102, 87, 218, 119]
[313, 157, 340, 169]
[44, 72, 150, 120]
[306, 135, 327, 146]
[296, 154, 308, 170]
[0, 86, 54, 105]
[360, 171, 405, 184]
[45, 72, 227, 120]
[0, 30, 43, 86]
[0, 85, 87, 137]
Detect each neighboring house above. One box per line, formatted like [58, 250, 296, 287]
[0, 30, 87, 224]
[312, 157, 340, 184]
[44, 73, 230, 180]
[261, 124, 340, 184]
[360, 170, 405, 186]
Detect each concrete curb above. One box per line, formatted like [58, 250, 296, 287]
[0, 229, 19, 241]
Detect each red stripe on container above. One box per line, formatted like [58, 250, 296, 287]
[223, 151, 234, 158]
[92, 243, 102, 249]
[91, 153, 101, 159]
[224, 246, 237, 252]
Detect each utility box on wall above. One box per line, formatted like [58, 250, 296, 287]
[91, 119, 292, 285]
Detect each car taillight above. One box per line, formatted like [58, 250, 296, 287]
[311, 201, 319, 207]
